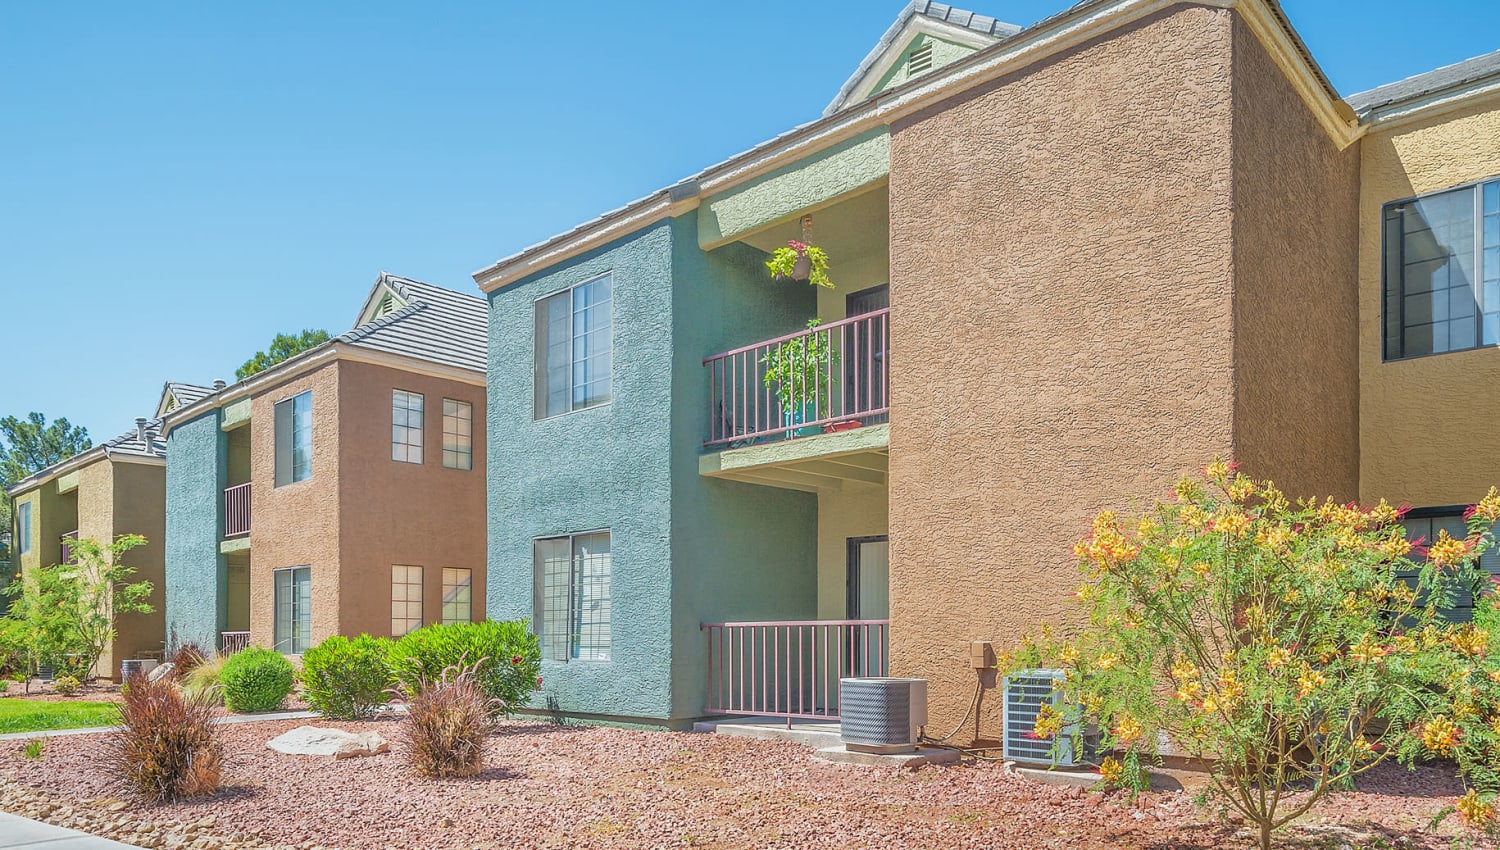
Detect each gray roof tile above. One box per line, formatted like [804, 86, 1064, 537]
[338, 274, 487, 373]
[1345, 48, 1500, 116]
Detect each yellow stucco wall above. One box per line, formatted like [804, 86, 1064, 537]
[816, 485, 889, 619]
[1359, 96, 1500, 507]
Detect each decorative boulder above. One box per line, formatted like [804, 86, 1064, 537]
[266, 726, 389, 759]
[146, 662, 175, 683]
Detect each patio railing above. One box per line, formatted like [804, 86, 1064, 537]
[224, 482, 251, 538]
[703, 308, 889, 448]
[220, 631, 251, 654]
[59, 530, 78, 564]
[702, 619, 889, 723]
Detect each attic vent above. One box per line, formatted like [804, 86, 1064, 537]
[372, 292, 397, 319]
[907, 42, 934, 76]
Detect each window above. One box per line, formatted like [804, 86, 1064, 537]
[273, 391, 313, 486]
[391, 565, 423, 636]
[1383, 179, 1500, 359]
[442, 399, 473, 470]
[273, 567, 311, 654]
[442, 567, 472, 624]
[1402, 509, 1500, 621]
[535, 273, 612, 419]
[17, 502, 31, 554]
[533, 531, 611, 661]
[392, 390, 424, 464]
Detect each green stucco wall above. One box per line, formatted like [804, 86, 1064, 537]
[870, 35, 978, 98]
[697, 128, 890, 249]
[486, 215, 820, 724]
[165, 409, 227, 649]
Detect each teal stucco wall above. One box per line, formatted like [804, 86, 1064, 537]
[164, 409, 226, 650]
[486, 215, 820, 724]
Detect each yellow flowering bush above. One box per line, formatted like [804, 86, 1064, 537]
[1004, 464, 1500, 850]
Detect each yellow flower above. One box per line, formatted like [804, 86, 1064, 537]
[1180, 505, 1208, 529]
[1169, 535, 1192, 551]
[1367, 499, 1402, 526]
[1450, 626, 1490, 658]
[1255, 524, 1292, 550]
[1421, 716, 1461, 754]
[1096, 653, 1118, 671]
[1114, 716, 1143, 746]
[1205, 459, 1231, 482]
[1266, 646, 1291, 670]
[1428, 530, 1469, 567]
[1170, 660, 1199, 682]
[1297, 669, 1325, 697]
[1283, 588, 1301, 604]
[1137, 516, 1160, 537]
[1033, 703, 1064, 740]
[1476, 487, 1500, 524]
[1099, 756, 1124, 786]
[1457, 789, 1497, 829]
[1060, 646, 1081, 667]
[1173, 478, 1199, 502]
[1211, 507, 1252, 537]
[1200, 695, 1219, 713]
[1226, 476, 1255, 503]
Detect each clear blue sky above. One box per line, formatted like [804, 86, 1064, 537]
[2, 1, 1497, 441]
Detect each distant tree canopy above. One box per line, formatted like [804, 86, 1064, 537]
[0, 412, 92, 539]
[236, 329, 332, 380]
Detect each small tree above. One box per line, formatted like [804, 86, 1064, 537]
[1003, 461, 1500, 849]
[760, 319, 840, 418]
[0, 534, 153, 681]
[236, 329, 331, 380]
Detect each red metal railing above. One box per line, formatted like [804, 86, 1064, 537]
[702, 619, 889, 722]
[59, 531, 78, 564]
[220, 631, 250, 654]
[224, 483, 251, 538]
[704, 308, 889, 447]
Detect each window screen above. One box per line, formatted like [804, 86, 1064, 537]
[533, 531, 611, 661]
[274, 391, 313, 486]
[534, 273, 612, 419]
[392, 390, 424, 464]
[442, 399, 472, 470]
[274, 566, 312, 653]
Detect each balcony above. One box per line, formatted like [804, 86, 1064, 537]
[224, 483, 251, 538]
[220, 631, 250, 654]
[702, 619, 889, 721]
[704, 308, 888, 448]
[60, 531, 78, 565]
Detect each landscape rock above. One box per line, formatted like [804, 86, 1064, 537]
[147, 662, 175, 683]
[266, 726, 388, 759]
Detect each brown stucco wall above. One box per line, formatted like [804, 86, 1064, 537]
[1358, 97, 1500, 507]
[1228, 17, 1360, 502]
[105, 460, 167, 677]
[887, 6, 1239, 739]
[335, 359, 486, 638]
[248, 363, 341, 651]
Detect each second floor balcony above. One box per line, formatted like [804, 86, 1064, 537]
[224, 482, 251, 538]
[704, 307, 889, 449]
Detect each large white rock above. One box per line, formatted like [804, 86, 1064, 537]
[266, 726, 389, 759]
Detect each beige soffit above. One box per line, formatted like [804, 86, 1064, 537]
[471, 0, 1358, 294]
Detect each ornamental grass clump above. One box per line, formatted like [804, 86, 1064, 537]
[393, 659, 500, 778]
[1003, 460, 1500, 850]
[389, 621, 541, 716]
[106, 670, 222, 803]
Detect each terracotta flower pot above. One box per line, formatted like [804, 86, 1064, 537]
[824, 420, 863, 433]
[792, 253, 811, 281]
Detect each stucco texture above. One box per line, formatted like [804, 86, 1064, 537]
[1358, 97, 1500, 507]
[88, 460, 167, 678]
[164, 409, 226, 651]
[336, 359, 486, 637]
[887, 6, 1240, 741]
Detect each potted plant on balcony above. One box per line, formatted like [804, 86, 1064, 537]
[761, 319, 840, 438]
[766, 239, 833, 289]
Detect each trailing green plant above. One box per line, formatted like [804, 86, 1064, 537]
[300, 634, 393, 720]
[105, 670, 222, 802]
[766, 239, 832, 289]
[1001, 460, 1500, 849]
[760, 319, 840, 417]
[51, 674, 79, 696]
[218, 646, 294, 713]
[389, 621, 540, 715]
[19, 738, 43, 759]
[392, 659, 499, 778]
[0, 534, 153, 681]
[181, 653, 229, 704]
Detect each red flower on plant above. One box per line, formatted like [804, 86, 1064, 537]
[536, 677, 543, 686]
[1396, 501, 1412, 519]
[511, 655, 522, 665]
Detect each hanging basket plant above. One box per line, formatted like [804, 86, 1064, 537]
[767, 239, 833, 289]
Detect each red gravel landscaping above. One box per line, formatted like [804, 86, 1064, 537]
[1, 717, 1491, 849]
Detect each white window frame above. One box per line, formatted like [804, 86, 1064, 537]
[533, 530, 611, 662]
[442, 398, 473, 470]
[392, 390, 424, 464]
[274, 391, 313, 487]
[273, 566, 311, 654]
[391, 565, 424, 636]
[534, 272, 613, 420]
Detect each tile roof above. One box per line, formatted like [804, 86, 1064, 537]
[824, 1, 1020, 116]
[1345, 48, 1500, 117]
[5, 418, 165, 496]
[164, 382, 213, 408]
[338, 273, 487, 373]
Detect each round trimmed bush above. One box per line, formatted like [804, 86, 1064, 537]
[300, 634, 393, 720]
[219, 646, 294, 713]
[389, 621, 540, 713]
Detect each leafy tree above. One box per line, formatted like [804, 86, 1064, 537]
[0, 413, 92, 531]
[236, 329, 332, 380]
[1003, 460, 1500, 849]
[0, 534, 154, 683]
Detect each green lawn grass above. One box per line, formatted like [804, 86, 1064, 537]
[0, 698, 119, 734]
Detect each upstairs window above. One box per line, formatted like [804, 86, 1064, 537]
[1383, 179, 1500, 360]
[17, 502, 31, 554]
[273, 391, 313, 486]
[535, 273, 612, 419]
[442, 399, 473, 470]
[392, 390, 424, 464]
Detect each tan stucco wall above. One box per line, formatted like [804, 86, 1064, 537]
[335, 360, 487, 638]
[888, 6, 1238, 740]
[1359, 97, 1500, 506]
[815, 486, 889, 619]
[1228, 16, 1361, 501]
[248, 363, 342, 651]
[102, 460, 167, 677]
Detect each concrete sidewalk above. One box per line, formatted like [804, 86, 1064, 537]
[0, 811, 140, 848]
[0, 709, 322, 743]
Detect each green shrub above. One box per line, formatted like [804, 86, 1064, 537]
[300, 634, 392, 720]
[181, 654, 228, 705]
[218, 647, 294, 713]
[389, 621, 540, 714]
[51, 675, 79, 696]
